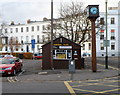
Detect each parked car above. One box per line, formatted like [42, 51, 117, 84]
[0, 55, 4, 58]
[0, 57, 23, 76]
[32, 53, 42, 59]
[82, 53, 91, 57]
[4, 54, 13, 58]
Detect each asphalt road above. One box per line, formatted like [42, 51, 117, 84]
[85, 57, 119, 69]
[1, 57, 119, 95]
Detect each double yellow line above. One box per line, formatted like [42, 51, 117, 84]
[64, 81, 76, 95]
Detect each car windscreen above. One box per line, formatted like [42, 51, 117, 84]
[0, 59, 15, 64]
[0, 55, 3, 58]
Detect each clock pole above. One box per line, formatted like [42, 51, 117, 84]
[90, 18, 97, 72]
[86, 5, 99, 72]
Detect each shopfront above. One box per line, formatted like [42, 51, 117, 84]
[42, 36, 82, 70]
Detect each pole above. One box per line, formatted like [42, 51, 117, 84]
[91, 18, 97, 72]
[51, 0, 54, 70]
[105, 0, 108, 69]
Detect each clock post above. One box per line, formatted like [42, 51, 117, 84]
[86, 5, 99, 72]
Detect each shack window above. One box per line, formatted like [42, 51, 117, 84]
[53, 50, 72, 60]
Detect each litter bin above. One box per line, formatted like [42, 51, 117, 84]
[81, 57, 85, 68]
[19, 54, 24, 59]
[69, 60, 75, 73]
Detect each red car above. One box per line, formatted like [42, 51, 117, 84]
[32, 53, 42, 59]
[0, 57, 23, 76]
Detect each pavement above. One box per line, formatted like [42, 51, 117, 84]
[17, 63, 119, 82]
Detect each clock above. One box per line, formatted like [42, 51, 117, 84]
[86, 5, 99, 18]
[90, 7, 98, 14]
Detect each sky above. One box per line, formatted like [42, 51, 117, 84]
[0, 0, 119, 24]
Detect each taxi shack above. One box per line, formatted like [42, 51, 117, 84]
[42, 36, 82, 70]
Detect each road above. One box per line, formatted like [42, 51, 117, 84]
[1, 57, 119, 95]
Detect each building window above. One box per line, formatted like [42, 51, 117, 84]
[37, 45, 39, 51]
[21, 48, 23, 51]
[110, 29, 115, 40]
[42, 25, 45, 30]
[42, 35, 45, 43]
[16, 47, 18, 51]
[37, 26, 39, 31]
[31, 35, 34, 40]
[5, 29, 7, 33]
[21, 27, 23, 32]
[111, 17, 115, 24]
[26, 36, 29, 43]
[5, 46, 8, 51]
[21, 36, 23, 44]
[100, 18, 104, 25]
[26, 27, 29, 32]
[111, 54, 115, 56]
[88, 43, 91, 50]
[100, 43, 104, 50]
[53, 50, 72, 59]
[111, 43, 115, 50]
[37, 35, 40, 43]
[16, 28, 18, 33]
[82, 44, 85, 50]
[21, 40, 23, 44]
[32, 26, 34, 31]
[100, 30, 104, 40]
[10, 28, 13, 33]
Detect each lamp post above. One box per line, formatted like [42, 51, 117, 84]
[51, 0, 54, 70]
[105, 0, 108, 69]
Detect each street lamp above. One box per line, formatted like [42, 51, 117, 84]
[105, 0, 108, 69]
[51, 0, 54, 70]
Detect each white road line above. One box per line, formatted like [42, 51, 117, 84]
[18, 70, 25, 76]
[7, 77, 14, 83]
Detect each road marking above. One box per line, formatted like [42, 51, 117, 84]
[7, 77, 15, 83]
[64, 81, 76, 95]
[66, 76, 119, 94]
[18, 70, 25, 76]
[97, 63, 119, 70]
[97, 88, 120, 93]
[73, 88, 98, 93]
[7, 76, 19, 83]
[7, 77, 12, 83]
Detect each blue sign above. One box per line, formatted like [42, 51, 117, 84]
[31, 39, 35, 49]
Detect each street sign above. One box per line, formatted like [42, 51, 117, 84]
[31, 39, 35, 49]
[103, 40, 110, 47]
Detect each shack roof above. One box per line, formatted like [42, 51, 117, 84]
[42, 36, 81, 47]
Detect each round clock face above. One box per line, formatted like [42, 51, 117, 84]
[90, 7, 98, 14]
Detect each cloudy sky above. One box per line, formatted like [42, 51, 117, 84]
[0, 0, 119, 24]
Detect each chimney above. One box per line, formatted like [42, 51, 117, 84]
[10, 21, 15, 25]
[43, 17, 48, 21]
[27, 19, 31, 24]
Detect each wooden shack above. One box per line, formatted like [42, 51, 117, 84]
[42, 36, 82, 70]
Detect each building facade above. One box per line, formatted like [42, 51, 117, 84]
[96, 2, 120, 57]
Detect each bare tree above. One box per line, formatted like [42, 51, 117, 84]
[8, 37, 20, 53]
[0, 22, 8, 51]
[58, 1, 91, 44]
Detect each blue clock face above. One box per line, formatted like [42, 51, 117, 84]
[90, 7, 98, 14]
